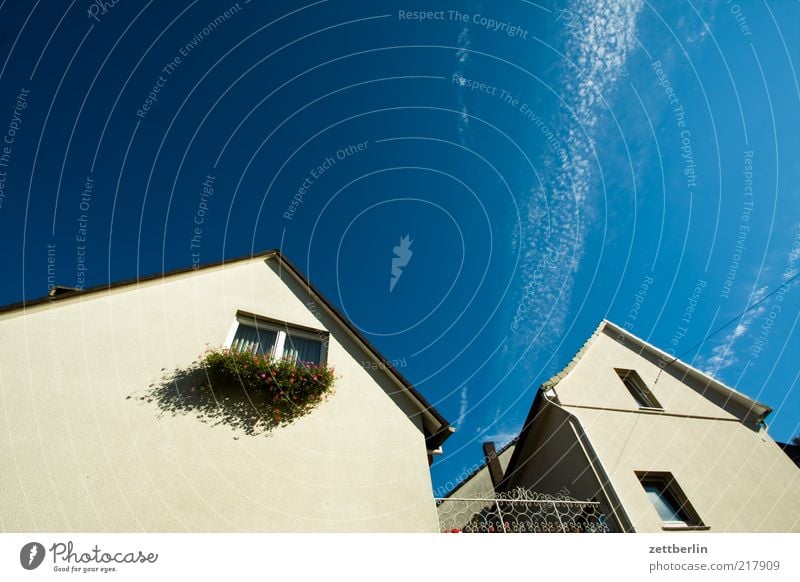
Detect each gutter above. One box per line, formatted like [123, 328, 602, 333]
[540, 389, 636, 533]
[268, 251, 455, 451]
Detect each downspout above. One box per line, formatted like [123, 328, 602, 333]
[541, 389, 636, 533]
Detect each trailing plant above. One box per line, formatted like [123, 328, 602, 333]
[139, 348, 336, 435]
[198, 348, 335, 425]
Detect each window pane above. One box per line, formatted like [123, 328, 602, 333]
[644, 484, 684, 523]
[632, 381, 655, 407]
[282, 334, 322, 365]
[232, 323, 277, 355]
[623, 377, 650, 407]
[617, 369, 661, 408]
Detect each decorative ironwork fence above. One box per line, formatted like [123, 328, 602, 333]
[435, 488, 611, 533]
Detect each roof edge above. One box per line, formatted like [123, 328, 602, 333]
[266, 251, 453, 442]
[0, 250, 276, 315]
[593, 320, 771, 420]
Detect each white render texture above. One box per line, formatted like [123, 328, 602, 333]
[554, 325, 800, 532]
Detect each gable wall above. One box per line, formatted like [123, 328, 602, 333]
[555, 329, 754, 420]
[554, 327, 800, 532]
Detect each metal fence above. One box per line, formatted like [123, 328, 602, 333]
[436, 488, 611, 533]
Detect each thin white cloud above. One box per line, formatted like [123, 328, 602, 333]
[699, 285, 769, 374]
[482, 431, 518, 449]
[512, 0, 643, 353]
[701, 228, 800, 375]
[455, 385, 469, 430]
[477, 406, 521, 448]
[678, 4, 717, 45]
[454, 25, 471, 141]
[456, 26, 470, 64]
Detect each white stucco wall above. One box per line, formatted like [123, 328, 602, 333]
[0, 257, 439, 532]
[556, 330, 754, 420]
[576, 408, 800, 532]
[555, 327, 800, 532]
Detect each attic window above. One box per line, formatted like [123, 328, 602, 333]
[226, 313, 327, 366]
[615, 369, 662, 410]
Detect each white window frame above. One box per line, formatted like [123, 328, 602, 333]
[224, 312, 328, 365]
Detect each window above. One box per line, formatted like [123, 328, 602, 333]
[230, 324, 278, 355]
[615, 369, 662, 409]
[226, 313, 326, 365]
[282, 333, 322, 365]
[637, 472, 705, 529]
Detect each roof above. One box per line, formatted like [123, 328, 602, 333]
[0, 249, 454, 450]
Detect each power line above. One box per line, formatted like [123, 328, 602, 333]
[681, 270, 800, 360]
[657, 270, 800, 375]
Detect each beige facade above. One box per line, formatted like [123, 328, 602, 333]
[0, 251, 452, 532]
[458, 321, 800, 532]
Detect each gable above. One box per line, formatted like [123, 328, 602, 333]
[547, 321, 769, 425]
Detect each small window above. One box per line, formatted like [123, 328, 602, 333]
[226, 314, 326, 365]
[637, 472, 704, 529]
[615, 369, 662, 409]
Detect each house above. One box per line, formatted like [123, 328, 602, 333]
[440, 320, 800, 532]
[0, 250, 453, 532]
[777, 441, 800, 469]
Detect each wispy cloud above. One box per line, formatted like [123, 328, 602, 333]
[456, 25, 470, 65]
[476, 406, 521, 448]
[482, 431, 518, 449]
[511, 0, 643, 353]
[677, 3, 717, 45]
[454, 25, 471, 141]
[698, 285, 769, 375]
[699, 227, 800, 376]
[455, 385, 469, 430]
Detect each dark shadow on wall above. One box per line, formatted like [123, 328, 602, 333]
[132, 367, 282, 437]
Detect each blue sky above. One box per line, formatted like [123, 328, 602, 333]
[0, 0, 798, 494]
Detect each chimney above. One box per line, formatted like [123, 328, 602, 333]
[48, 286, 81, 299]
[483, 441, 504, 491]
